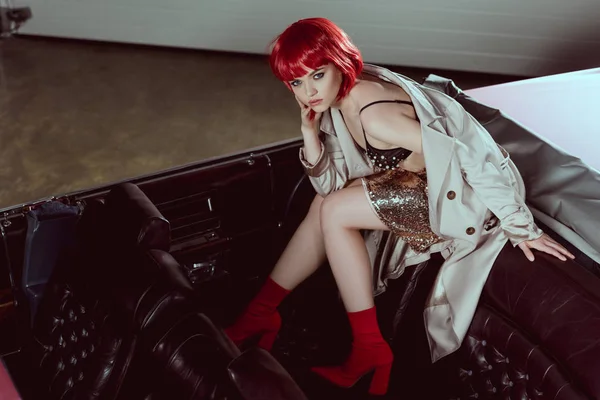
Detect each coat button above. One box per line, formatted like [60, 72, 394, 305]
[466, 227, 476, 235]
[446, 190, 456, 200]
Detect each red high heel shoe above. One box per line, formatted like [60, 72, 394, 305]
[224, 277, 290, 351]
[311, 307, 394, 396]
[225, 311, 282, 350]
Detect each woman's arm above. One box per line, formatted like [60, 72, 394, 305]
[295, 97, 350, 196]
[299, 133, 350, 197]
[301, 128, 324, 165]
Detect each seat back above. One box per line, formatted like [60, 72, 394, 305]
[444, 244, 600, 400]
[101, 182, 171, 252]
[27, 183, 190, 400]
[227, 347, 309, 400]
[386, 245, 600, 400]
[122, 313, 307, 400]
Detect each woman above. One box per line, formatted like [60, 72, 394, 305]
[225, 17, 574, 395]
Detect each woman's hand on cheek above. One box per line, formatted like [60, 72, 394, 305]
[296, 96, 322, 136]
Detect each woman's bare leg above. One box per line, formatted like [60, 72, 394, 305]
[319, 182, 389, 312]
[313, 181, 394, 395]
[225, 192, 328, 349]
[270, 180, 365, 290]
[269, 193, 327, 290]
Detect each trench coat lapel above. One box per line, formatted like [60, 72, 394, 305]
[363, 64, 457, 232]
[421, 120, 455, 232]
[320, 108, 335, 136]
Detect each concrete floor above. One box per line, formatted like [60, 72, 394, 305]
[0, 36, 525, 209]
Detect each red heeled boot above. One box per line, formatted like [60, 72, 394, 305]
[224, 277, 291, 350]
[311, 307, 394, 396]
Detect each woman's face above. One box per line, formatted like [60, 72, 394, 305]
[288, 63, 343, 112]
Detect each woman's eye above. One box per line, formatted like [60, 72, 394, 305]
[314, 73, 324, 79]
[290, 80, 301, 87]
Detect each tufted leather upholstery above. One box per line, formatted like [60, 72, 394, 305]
[31, 250, 193, 399]
[21, 183, 192, 400]
[443, 243, 600, 400]
[32, 278, 108, 398]
[449, 306, 588, 400]
[122, 312, 308, 400]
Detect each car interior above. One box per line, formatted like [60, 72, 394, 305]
[0, 75, 598, 400]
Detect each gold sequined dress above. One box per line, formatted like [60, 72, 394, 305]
[362, 168, 443, 253]
[357, 99, 443, 253]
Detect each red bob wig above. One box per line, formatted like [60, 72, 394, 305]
[269, 18, 363, 100]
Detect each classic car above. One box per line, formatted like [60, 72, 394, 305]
[0, 69, 598, 400]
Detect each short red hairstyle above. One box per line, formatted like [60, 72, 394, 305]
[269, 17, 363, 100]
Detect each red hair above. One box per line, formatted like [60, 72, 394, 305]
[269, 17, 363, 101]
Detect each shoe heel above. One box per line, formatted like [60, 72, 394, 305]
[368, 362, 392, 395]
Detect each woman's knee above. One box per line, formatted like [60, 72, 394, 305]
[310, 180, 363, 231]
[319, 194, 347, 233]
[305, 194, 325, 222]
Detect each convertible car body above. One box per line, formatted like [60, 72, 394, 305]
[0, 70, 598, 400]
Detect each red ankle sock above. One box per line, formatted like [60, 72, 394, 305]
[225, 277, 291, 350]
[250, 276, 291, 313]
[311, 306, 393, 395]
[348, 307, 384, 344]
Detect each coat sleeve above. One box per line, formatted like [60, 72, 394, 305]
[444, 101, 544, 246]
[298, 132, 350, 197]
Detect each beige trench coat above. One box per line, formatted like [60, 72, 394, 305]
[298, 64, 544, 362]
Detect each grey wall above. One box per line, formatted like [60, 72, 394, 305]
[14, 0, 600, 76]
